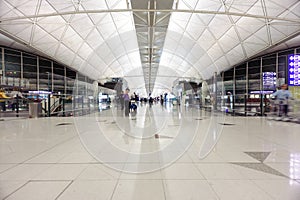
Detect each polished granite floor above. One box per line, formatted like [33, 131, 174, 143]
[0, 103, 300, 200]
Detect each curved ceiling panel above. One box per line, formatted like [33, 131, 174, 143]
[0, 0, 299, 94]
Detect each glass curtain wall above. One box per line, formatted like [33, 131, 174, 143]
[205, 46, 300, 116]
[223, 68, 234, 112]
[0, 46, 95, 97]
[0, 49, 2, 85]
[22, 53, 37, 90]
[235, 64, 247, 114]
[4, 49, 21, 87]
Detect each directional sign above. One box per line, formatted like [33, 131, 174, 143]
[288, 54, 300, 86]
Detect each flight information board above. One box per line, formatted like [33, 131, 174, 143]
[288, 54, 300, 86]
[262, 72, 276, 90]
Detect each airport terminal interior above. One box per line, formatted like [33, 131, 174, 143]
[0, 0, 300, 199]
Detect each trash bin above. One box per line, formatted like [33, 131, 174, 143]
[29, 102, 42, 118]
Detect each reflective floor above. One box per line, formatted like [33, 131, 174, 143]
[0, 103, 300, 200]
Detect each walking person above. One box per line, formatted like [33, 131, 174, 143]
[10, 87, 23, 111]
[123, 88, 130, 116]
[271, 84, 292, 117]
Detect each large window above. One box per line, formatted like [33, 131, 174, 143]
[0, 46, 93, 95]
[248, 59, 261, 92]
[23, 53, 37, 90]
[66, 68, 76, 95]
[4, 49, 21, 86]
[39, 58, 52, 91]
[53, 63, 65, 93]
[235, 64, 247, 105]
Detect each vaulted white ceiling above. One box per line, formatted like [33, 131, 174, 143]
[0, 0, 299, 96]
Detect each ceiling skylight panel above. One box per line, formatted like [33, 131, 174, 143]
[62, 27, 83, 52]
[0, 19, 32, 39]
[70, 14, 94, 39]
[176, 43, 189, 58]
[163, 38, 178, 52]
[251, 26, 270, 45]
[47, 0, 77, 13]
[195, 0, 223, 12]
[86, 30, 104, 50]
[235, 17, 265, 40]
[102, 52, 116, 66]
[269, 0, 300, 11]
[112, 14, 135, 34]
[97, 15, 118, 39]
[196, 29, 216, 51]
[0, 1, 18, 18]
[167, 22, 185, 36]
[180, 33, 195, 50]
[122, 37, 139, 52]
[81, 0, 107, 10]
[77, 42, 93, 60]
[185, 14, 207, 40]
[14, 0, 40, 16]
[190, 43, 206, 59]
[97, 42, 110, 58]
[127, 51, 142, 66]
[185, 52, 198, 65]
[55, 44, 74, 65]
[264, 0, 287, 17]
[197, 55, 213, 69]
[71, 55, 84, 68]
[170, 12, 191, 27]
[226, 44, 245, 65]
[243, 38, 268, 56]
[279, 7, 300, 21]
[117, 55, 130, 66]
[246, 1, 264, 16]
[37, 1, 57, 15]
[270, 21, 299, 38]
[103, 67, 114, 77]
[176, 0, 197, 9]
[269, 26, 288, 44]
[109, 60, 122, 71]
[213, 56, 228, 71]
[14, 24, 32, 42]
[38, 15, 66, 35]
[208, 15, 232, 39]
[218, 27, 240, 53]
[207, 43, 224, 61]
[32, 25, 55, 44]
[227, 0, 257, 14]
[160, 52, 173, 65]
[170, 56, 183, 66]
[106, 0, 128, 9]
[201, 64, 218, 79]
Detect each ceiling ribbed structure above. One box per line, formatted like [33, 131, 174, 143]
[131, 0, 173, 94]
[0, 0, 300, 96]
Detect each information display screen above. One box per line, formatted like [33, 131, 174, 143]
[262, 72, 276, 90]
[288, 54, 300, 86]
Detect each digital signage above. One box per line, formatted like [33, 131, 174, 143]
[262, 72, 276, 90]
[288, 54, 300, 86]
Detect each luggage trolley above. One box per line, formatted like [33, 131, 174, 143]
[267, 98, 299, 122]
[267, 98, 280, 120]
[288, 99, 300, 123]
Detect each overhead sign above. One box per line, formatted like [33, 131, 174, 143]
[288, 54, 300, 86]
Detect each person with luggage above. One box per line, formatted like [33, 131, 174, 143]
[0, 88, 10, 111]
[271, 84, 292, 117]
